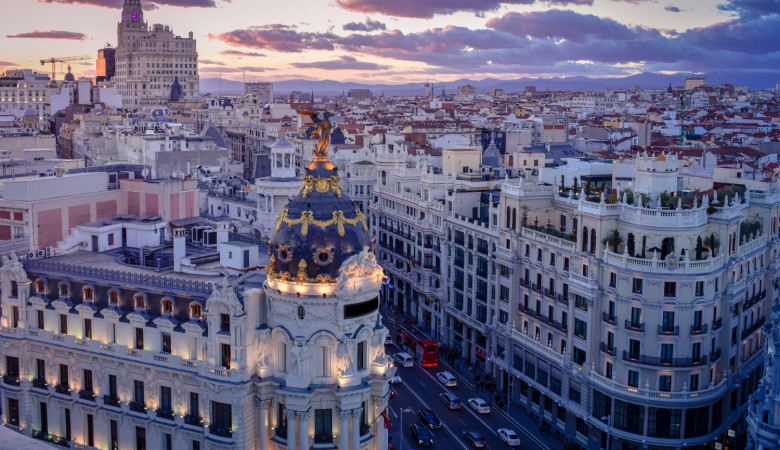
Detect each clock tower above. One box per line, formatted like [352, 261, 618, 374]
[120, 0, 145, 29]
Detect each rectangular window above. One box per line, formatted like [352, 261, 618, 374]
[695, 281, 704, 296]
[314, 408, 333, 440]
[83, 318, 92, 339]
[659, 375, 672, 392]
[550, 376, 561, 395]
[83, 369, 93, 393]
[87, 414, 94, 447]
[632, 278, 643, 293]
[690, 374, 699, 391]
[160, 386, 172, 412]
[135, 328, 144, 350]
[162, 333, 171, 354]
[36, 358, 45, 381]
[135, 425, 145, 450]
[525, 361, 535, 378]
[664, 281, 677, 297]
[609, 272, 616, 288]
[572, 347, 586, 365]
[109, 374, 117, 398]
[574, 319, 587, 339]
[357, 341, 366, 371]
[569, 388, 581, 404]
[628, 370, 639, 387]
[7, 398, 19, 426]
[110, 419, 118, 450]
[661, 311, 675, 331]
[37, 310, 44, 329]
[661, 344, 673, 362]
[60, 314, 68, 334]
[606, 362, 613, 379]
[631, 307, 642, 326]
[537, 369, 548, 387]
[59, 363, 69, 387]
[190, 392, 200, 417]
[134, 380, 144, 402]
[221, 343, 231, 369]
[108, 233, 114, 246]
[211, 401, 232, 435]
[220, 314, 230, 333]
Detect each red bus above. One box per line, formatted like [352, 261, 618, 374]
[396, 324, 438, 367]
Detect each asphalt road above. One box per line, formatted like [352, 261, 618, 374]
[384, 319, 550, 450]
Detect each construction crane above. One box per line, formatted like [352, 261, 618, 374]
[423, 82, 445, 101]
[40, 55, 91, 80]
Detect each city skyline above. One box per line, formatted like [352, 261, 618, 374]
[1, 0, 778, 84]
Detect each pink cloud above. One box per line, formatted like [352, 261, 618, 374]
[290, 55, 389, 70]
[334, 0, 591, 18]
[209, 25, 336, 53]
[37, 0, 221, 9]
[6, 30, 90, 40]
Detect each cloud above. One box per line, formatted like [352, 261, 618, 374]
[718, 0, 780, 18]
[665, 5, 681, 12]
[199, 66, 266, 74]
[219, 49, 266, 57]
[0, 61, 19, 67]
[6, 30, 90, 40]
[209, 25, 336, 52]
[333, 0, 591, 19]
[343, 18, 386, 32]
[290, 55, 389, 70]
[37, 0, 221, 9]
[200, 59, 225, 65]
[487, 10, 645, 44]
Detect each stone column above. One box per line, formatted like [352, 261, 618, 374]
[339, 410, 351, 450]
[351, 407, 363, 450]
[257, 399, 270, 450]
[376, 414, 388, 450]
[299, 410, 310, 450]
[285, 410, 297, 450]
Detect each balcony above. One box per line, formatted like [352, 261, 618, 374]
[712, 318, 722, 331]
[690, 324, 709, 335]
[745, 290, 767, 310]
[31, 429, 69, 448]
[32, 378, 48, 390]
[209, 425, 233, 438]
[556, 293, 569, 305]
[602, 313, 616, 325]
[156, 408, 174, 420]
[103, 395, 120, 407]
[184, 414, 203, 427]
[531, 283, 542, 293]
[360, 423, 371, 436]
[519, 279, 529, 287]
[54, 384, 70, 395]
[711, 348, 722, 362]
[625, 320, 645, 332]
[314, 433, 334, 444]
[658, 325, 679, 336]
[742, 317, 766, 339]
[543, 288, 556, 299]
[622, 351, 708, 367]
[600, 343, 616, 356]
[3, 374, 20, 386]
[129, 400, 146, 413]
[78, 390, 95, 402]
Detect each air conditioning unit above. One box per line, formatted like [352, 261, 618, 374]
[54, 167, 65, 177]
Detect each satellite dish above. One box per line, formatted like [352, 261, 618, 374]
[141, 167, 149, 178]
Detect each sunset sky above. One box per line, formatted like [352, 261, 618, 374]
[1, 0, 778, 84]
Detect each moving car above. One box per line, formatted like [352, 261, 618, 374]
[389, 373, 402, 384]
[462, 430, 487, 448]
[384, 335, 393, 345]
[439, 392, 462, 410]
[436, 371, 458, 387]
[498, 428, 522, 447]
[418, 409, 442, 430]
[468, 397, 491, 414]
[393, 352, 414, 368]
[409, 423, 434, 447]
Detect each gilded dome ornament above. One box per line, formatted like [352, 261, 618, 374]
[298, 111, 333, 162]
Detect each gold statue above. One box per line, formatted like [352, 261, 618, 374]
[298, 111, 333, 161]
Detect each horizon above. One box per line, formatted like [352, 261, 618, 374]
[1, 0, 778, 85]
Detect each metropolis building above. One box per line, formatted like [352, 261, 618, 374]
[0, 139, 391, 448]
[114, 0, 199, 107]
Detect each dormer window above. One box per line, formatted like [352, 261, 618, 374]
[83, 287, 94, 302]
[162, 298, 173, 314]
[109, 290, 119, 305]
[36, 279, 46, 294]
[59, 283, 69, 297]
[190, 303, 202, 319]
[134, 294, 146, 310]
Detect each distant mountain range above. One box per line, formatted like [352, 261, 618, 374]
[199, 71, 779, 96]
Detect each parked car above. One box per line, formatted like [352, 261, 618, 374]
[393, 352, 414, 368]
[439, 392, 462, 410]
[498, 428, 522, 447]
[418, 409, 442, 429]
[436, 371, 458, 387]
[462, 430, 486, 448]
[409, 423, 434, 447]
[468, 397, 491, 414]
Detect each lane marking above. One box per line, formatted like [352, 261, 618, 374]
[399, 376, 473, 450]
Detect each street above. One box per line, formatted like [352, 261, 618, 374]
[384, 317, 552, 450]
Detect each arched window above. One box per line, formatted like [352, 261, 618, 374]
[590, 229, 597, 255]
[162, 298, 173, 314]
[83, 287, 93, 301]
[627, 233, 636, 256]
[134, 294, 146, 309]
[661, 237, 674, 259]
[511, 208, 517, 230]
[36, 279, 46, 294]
[59, 283, 69, 297]
[695, 236, 703, 260]
[505, 207, 511, 228]
[582, 227, 589, 252]
[109, 290, 119, 305]
[190, 303, 202, 318]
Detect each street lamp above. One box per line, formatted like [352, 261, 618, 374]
[601, 415, 612, 450]
[399, 408, 413, 450]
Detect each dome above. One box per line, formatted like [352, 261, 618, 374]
[64, 71, 75, 82]
[23, 107, 36, 116]
[267, 159, 371, 282]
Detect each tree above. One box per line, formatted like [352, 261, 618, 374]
[602, 229, 622, 253]
[703, 233, 720, 256]
[659, 190, 673, 208]
[572, 176, 579, 195]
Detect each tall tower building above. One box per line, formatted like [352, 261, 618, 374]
[114, 0, 199, 107]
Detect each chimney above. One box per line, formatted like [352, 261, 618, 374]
[173, 228, 186, 272]
[55, 167, 65, 177]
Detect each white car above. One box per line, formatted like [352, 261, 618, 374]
[467, 398, 491, 414]
[436, 371, 457, 387]
[498, 428, 521, 447]
[393, 352, 414, 368]
[389, 373, 402, 384]
[384, 335, 393, 345]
